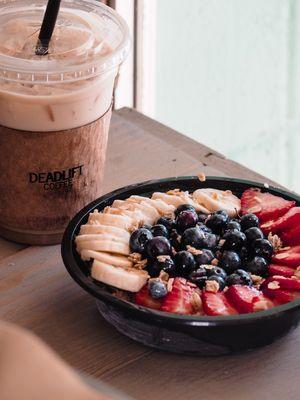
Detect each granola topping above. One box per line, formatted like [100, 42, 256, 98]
[267, 232, 282, 251]
[198, 173, 206, 182]
[205, 280, 220, 293]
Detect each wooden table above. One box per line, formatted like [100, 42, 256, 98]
[1, 108, 299, 400]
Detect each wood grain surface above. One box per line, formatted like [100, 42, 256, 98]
[0, 108, 298, 400]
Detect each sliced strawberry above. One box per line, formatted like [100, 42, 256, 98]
[260, 207, 300, 234]
[225, 285, 272, 313]
[202, 291, 237, 316]
[262, 287, 300, 305]
[281, 225, 300, 246]
[268, 264, 296, 278]
[272, 245, 300, 267]
[135, 285, 162, 310]
[262, 276, 300, 291]
[160, 278, 202, 315]
[241, 188, 295, 223]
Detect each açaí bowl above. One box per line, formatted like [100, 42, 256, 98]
[61, 176, 300, 355]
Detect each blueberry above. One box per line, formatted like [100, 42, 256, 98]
[151, 224, 169, 238]
[222, 229, 246, 251]
[206, 275, 226, 290]
[147, 257, 175, 278]
[246, 256, 269, 276]
[130, 228, 153, 254]
[252, 238, 274, 260]
[219, 250, 241, 273]
[145, 236, 172, 259]
[181, 227, 205, 249]
[194, 249, 214, 265]
[175, 204, 196, 217]
[240, 213, 259, 231]
[162, 258, 177, 276]
[189, 267, 207, 288]
[156, 216, 175, 231]
[176, 210, 198, 231]
[201, 232, 218, 250]
[206, 211, 229, 234]
[148, 280, 168, 299]
[174, 251, 196, 276]
[169, 229, 182, 251]
[206, 266, 227, 280]
[197, 223, 212, 233]
[240, 246, 249, 263]
[197, 212, 208, 224]
[245, 227, 264, 243]
[226, 269, 253, 286]
[226, 220, 241, 231]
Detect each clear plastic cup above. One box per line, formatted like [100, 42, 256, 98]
[0, 0, 130, 244]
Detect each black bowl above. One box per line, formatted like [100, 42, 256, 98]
[61, 176, 300, 355]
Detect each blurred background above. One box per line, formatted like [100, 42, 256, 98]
[108, 0, 300, 192]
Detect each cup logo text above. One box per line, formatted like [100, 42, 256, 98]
[29, 165, 84, 191]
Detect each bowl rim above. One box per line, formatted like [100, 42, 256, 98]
[61, 175, 300, 326]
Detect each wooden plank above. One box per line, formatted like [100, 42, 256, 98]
[0, 246, 152, 377]
[0, 237, 26, 261]
[103, 330, 300, 400]
[116, 108, 282, 187]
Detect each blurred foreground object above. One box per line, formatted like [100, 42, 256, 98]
[0, 320, 116, 400]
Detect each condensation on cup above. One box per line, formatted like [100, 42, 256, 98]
[0, 0, 130, 244]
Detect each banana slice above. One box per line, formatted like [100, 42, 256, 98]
[77, 240, 129, 255]
[91, 260, 149, 292]
[121, 199, 160, 221]
[151, 192, 209, 213]
[128, 195, 176, 215]
[193, 188, 241, 217]
[80, 249, 133, 268]
[79, 224, 130, 240]
[106, 207, 150, 225]
[75, 233, 129, 245]
[88, 211, 135, 231]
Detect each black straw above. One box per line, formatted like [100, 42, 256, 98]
[35, 0, 62, 55]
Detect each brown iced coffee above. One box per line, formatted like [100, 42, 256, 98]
[0, 0, 130, 245]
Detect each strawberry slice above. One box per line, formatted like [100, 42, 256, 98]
[135, 285, 162, 310]
[225, 285, 273, 313]
[241, 188, 295, 223]
[202, 291, 237, 316]
[272, 245, 300, 267]
[268, 264, 296, 278]
[260, 207, 300, 234]
[160, 278, 202, 315]
[262, 287, 300, 305]
[262, 276, 300, 291]
[281, 225, 300, 246]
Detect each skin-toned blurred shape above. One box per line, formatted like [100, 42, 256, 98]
[0, 320, 115, 400]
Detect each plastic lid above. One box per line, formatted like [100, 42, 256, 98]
[0, 0, 130, 84]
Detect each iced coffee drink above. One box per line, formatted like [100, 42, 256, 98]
[0, 0, 130, 244]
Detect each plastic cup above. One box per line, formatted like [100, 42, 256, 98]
[0, 0, 130, 244]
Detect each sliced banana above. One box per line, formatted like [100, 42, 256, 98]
[193, 188, 241, 217]
[79, 224, 130, 240]
[128, 195, 176, 216]
[105, 207, 148, 225]
[91, 260, 149, 292]
[88, 211, 135, 231]
[80, 249, 133, 268]
[151, 191, 209, 213]
[75, 233, 129, 245]
[77, 240, 129, 255]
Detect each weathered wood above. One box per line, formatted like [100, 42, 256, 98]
[0, 238, 26, 261]
[0, 108, 298, 400]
